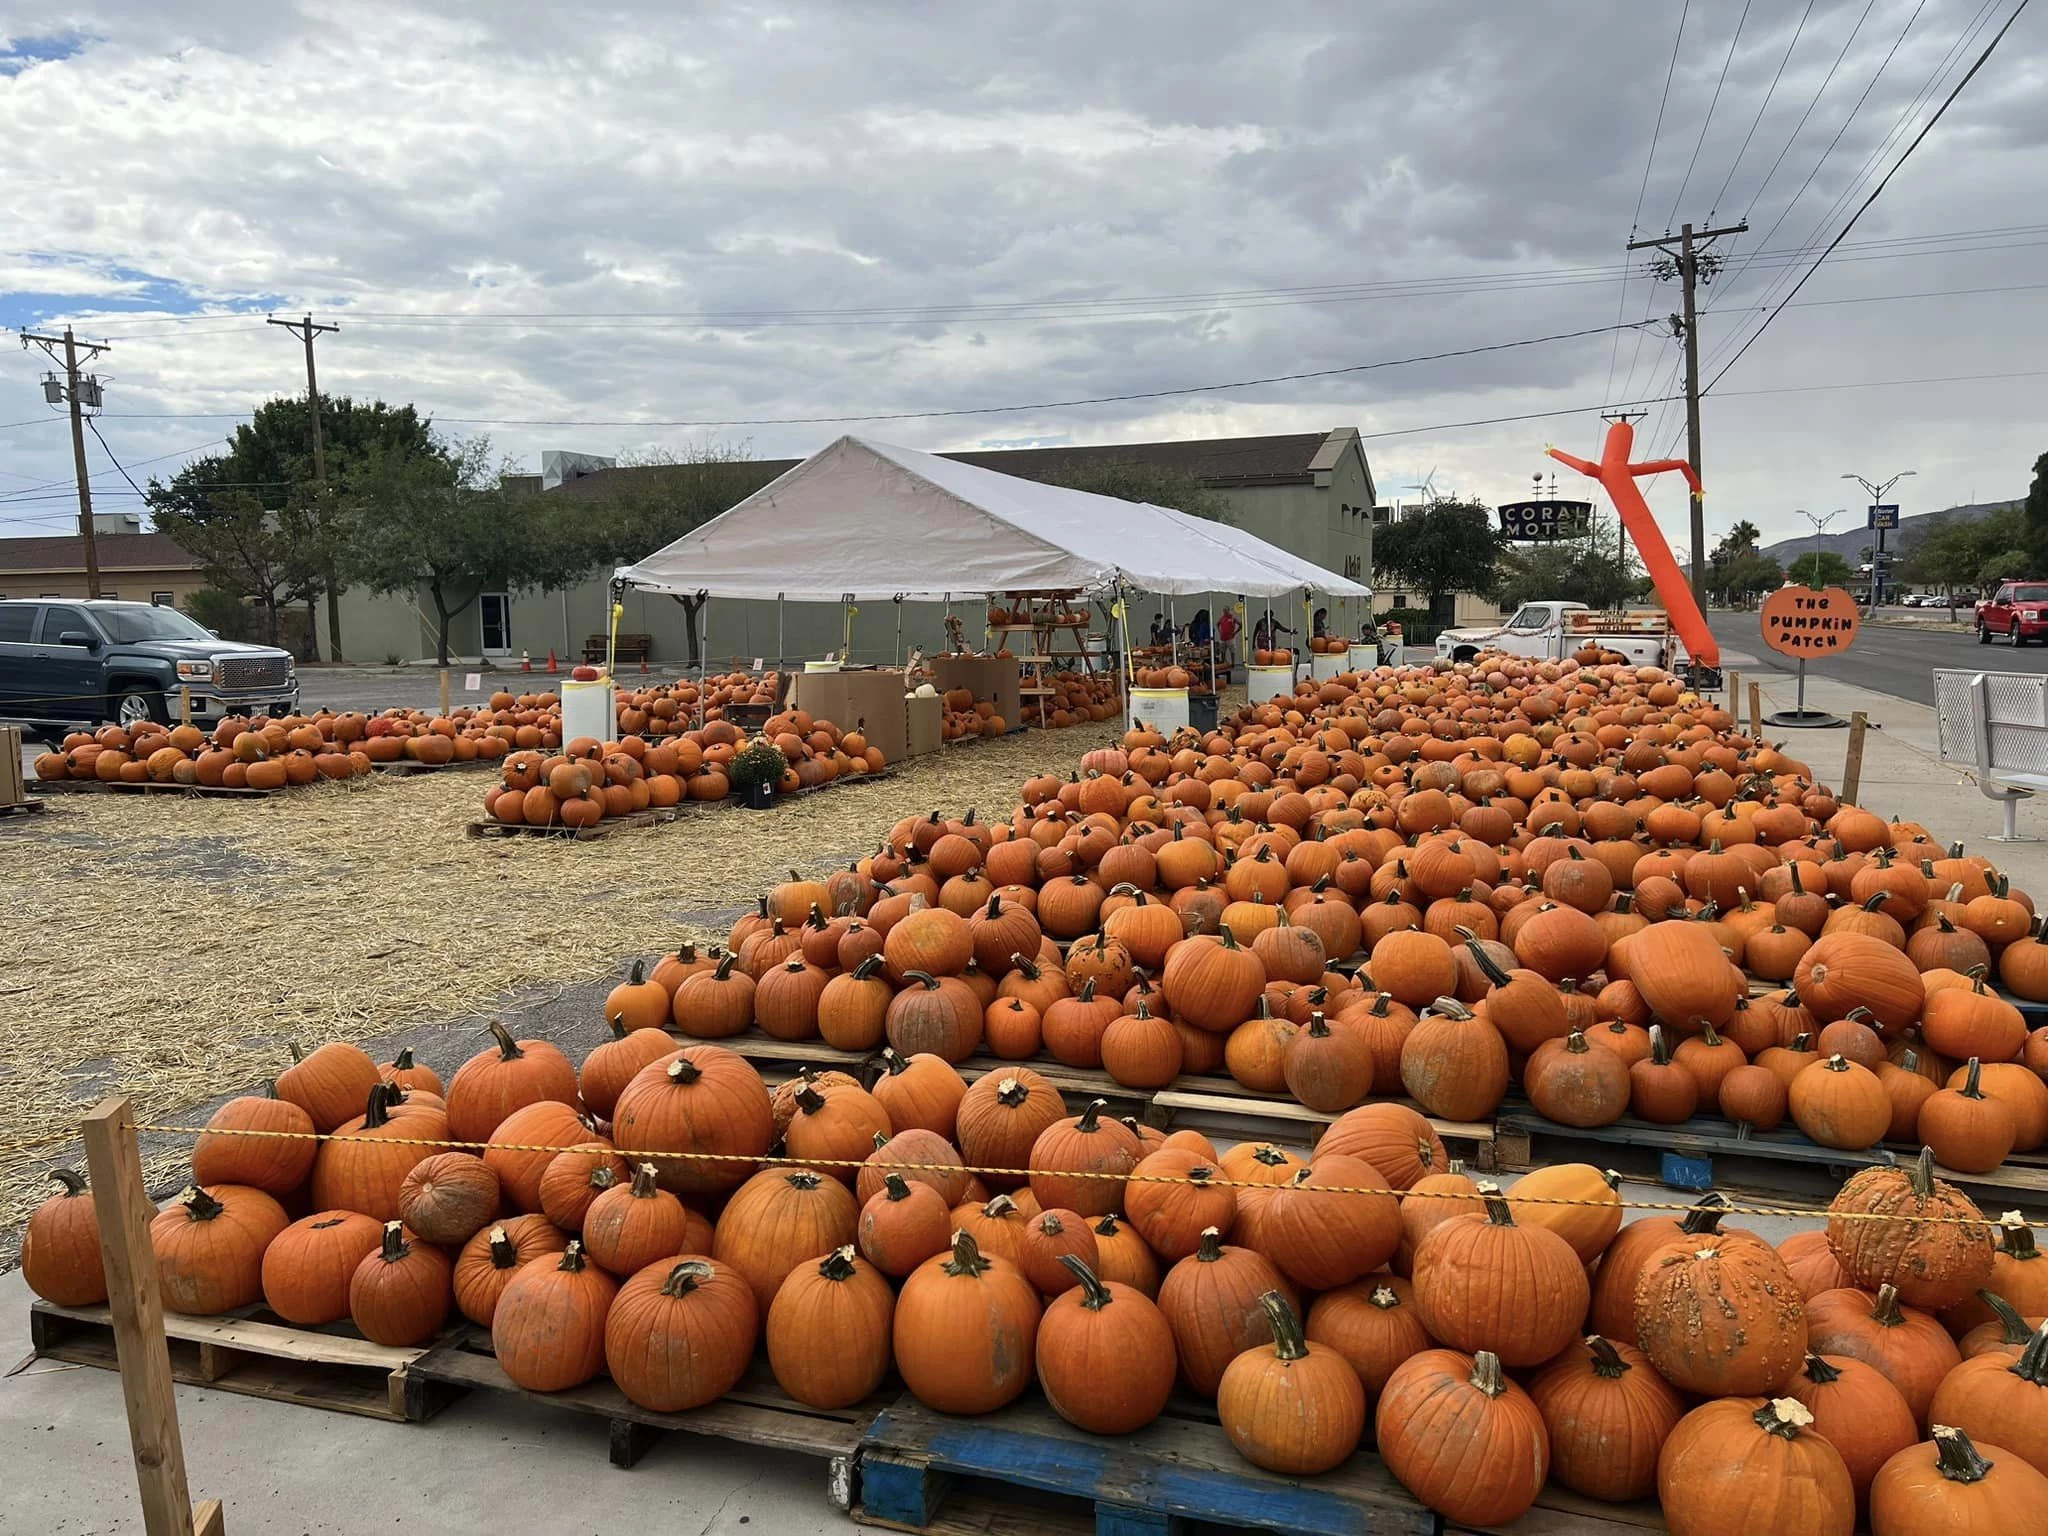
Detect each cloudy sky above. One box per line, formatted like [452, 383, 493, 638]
[1, 0, 2041, 559]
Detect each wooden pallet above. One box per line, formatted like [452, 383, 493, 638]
[704, 1033, 1492, 1160]
[1450, 1488, 1665, 1536]
[0, 798, 49, 819]
[466, 807, 679, 841]
[102, 780, 279, 798]
[406, 1327, 872, 1498]
[26, 1300, 458, 1423]
[859, 1396, 1433, 1536]
[1493, 1097, 2048, 1207]
[370, 757, 493, 774]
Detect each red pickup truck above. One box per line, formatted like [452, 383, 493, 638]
[1977, 582, 2048, 644]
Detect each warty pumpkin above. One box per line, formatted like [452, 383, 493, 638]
[1589, 1194, 1745, 1341]
[1376, 1347, 1548, 1526]
[1827, 1148, 1995, 1311]
[1635, 1234, 1808, 1396]
[606, 1256, 757, 1413]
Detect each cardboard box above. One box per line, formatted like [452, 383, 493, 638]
[0, 725, 23, 807]
[929, 655, 1022, 733]
[785, 669, 909, 765]
[904, 693, 942, 759]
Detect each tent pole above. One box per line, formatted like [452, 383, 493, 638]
[777, 594, 784, 669]
[894, 596, 903, 666]
[1168, 596, 1178, 667]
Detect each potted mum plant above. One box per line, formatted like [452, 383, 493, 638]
[728, 740, 787, 809]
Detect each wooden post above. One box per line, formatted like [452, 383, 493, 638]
[1842, 710, 1869, 805]
[178, 687, 191, 728]
[438, 668, 451, 717]
[1748, 681, 1762, 738]
[81, 1098, 222, 1535]
[1727, 670, 1740, 724]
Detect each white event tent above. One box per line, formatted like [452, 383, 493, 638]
[615, 434, 1369, 602]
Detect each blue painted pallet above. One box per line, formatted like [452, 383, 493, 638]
[857, 1396, 1433, 1536]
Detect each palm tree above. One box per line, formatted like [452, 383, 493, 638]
[1725, 519, 1760, 555]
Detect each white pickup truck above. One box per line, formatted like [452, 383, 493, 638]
[1434, 600, 1682, 669]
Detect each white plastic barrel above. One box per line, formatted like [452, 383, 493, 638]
[1311, 650, 1348, 681]
[1246, 664, 1297, 704]
[803, 659, 842, 673]
[1349, 642, 1379, 673]
[1128, 687, 1190, 735]
[561, 678, 616, 745]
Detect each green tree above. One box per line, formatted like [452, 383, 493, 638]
[1032, 458, 1233, 523]
[150, 490, 318, 647]
[2025, 451, 2048, 561]
[149, 395, 444, 659]
[1717, 551, 1783, 604]
[1374, 497, 1502, 621]
[1786, 550, 1855, 589]
[347, 437, 593, 666]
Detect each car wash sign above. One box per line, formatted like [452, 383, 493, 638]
[1496, 499, 1593, 541]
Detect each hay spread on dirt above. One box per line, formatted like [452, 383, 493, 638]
[0, 720, 1117, 1236]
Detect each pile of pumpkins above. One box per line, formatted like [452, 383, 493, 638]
[938, 688, 1010, 743]
[480, 712, 886, 827]
[1020, 669, 1121, 730]
[1251, 647, 1297, 667]
[32, 716, 389, 789]
[1308, 635, 1354, 656]
[23, 1015, 2048, 1533]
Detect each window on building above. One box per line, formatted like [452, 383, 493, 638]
[100, 589, 118, 601]
[151, 591, 174, 607]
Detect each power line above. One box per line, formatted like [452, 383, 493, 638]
[1667, 0, 1754, 230]
[1606, 1, 1693, 408]
[1736, 0, 1878, 225]
[1705, 0, 2033, 394]
[1708, 0, 1817, 220]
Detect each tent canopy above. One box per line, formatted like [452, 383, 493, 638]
[615, 434, 1370, 602]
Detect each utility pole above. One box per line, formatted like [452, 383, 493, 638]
[1842, 469, 1915, 611]
[20, 328, 111, 598]
[1627, 218, 1747, 604]
[268, 313, 341, 658]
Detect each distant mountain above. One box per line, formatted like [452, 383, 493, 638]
[1754, 500, 2016, 568]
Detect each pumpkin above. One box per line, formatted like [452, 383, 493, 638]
[1674, 1018, 1747, 1111]
[1159, 927, 1265, 1033]
[192, 1091, 318, 1196]
[1259, 1156, 1401, 1290]
[310, 1083, 447, 1224]
[22, 1170, 107, 1307]
[1122, 1149, 1237, 1262]
[1924, 1322, 2048, 1478]
[451, 1215, 568, 1327]
[150, 1185, 289, 1316]
[1920, 1058, 2017, 1174]
[1525, 1028, 1631, 1127]
[1656, 1397, 1855, 1536]
[1157, 1227, 1298, 1396]
[710, 1166, 860, 1316]
[1827, 1148, 1995, 1311]
[1528, 1334, 1685, 1502]
[1634, 919, 1745, 1029]
[1957, 1291, 2045, 1362]
[868, 1049, 968, 1141]
[1635, 1236, 1808, 1396]
[1016, 1209, 1098, 1298]
[856, 1127, 969, 1208]
[894, 1230, 1042, 1414]
[1501, 1163, 1622, 1263]
[1780, 1228, 1855, 1299]
[1411, 1183, 1588, 1366]
[445, 1023, 579, 1144]
[1101, 998, 1185, 1089]
[579, 1014, 678, 1120]
[607, 1256, 758, 1412]
[1376, 1348, 1548, 1525]
[1720, 1062, 1790, 1132]
[1806, 1283, 1961, 1426]
[577, 1162, 691, 1280]
[1595, 1202, 1754, 1351]
[260, 1210, 383, 1326]
[1089, 1211, 1162, 1297]
[1219, 1291, 1365, 1475]
[1796, 932, 1924, 1036]
[481, 1099, 591, 1215]
[1037, 1256, 1177, 1434]
[348, 1221, 452, 1346]
[858, 1173, 954, 1278]
[1281, 1010, 1373, 1111]
[671, 951, 756, 1038]
[1394, 1159, 1484, 1275]
[1028, 1099, 1141, 1218]
[397, 1154, 501, 1246]
[1400, 996, 1510, 1121]
[766, 1247, 894, 1410]
[1921, 977, 2028, 1064]
[785, 1082, 893, 1185]
[1868, 1424, 2048, 1534]
[611, 1046, 775, 1196]
[1784, 1352, 1920, 1510]
[817, 956, 893, 1051]
[1790, 1054, 1893, 1150]
[275, 1040, 382, 1133]
[1305, 1278, 1431, 1402]
[493, 1240, 617, 1392]
[604, 959, 671, 1033]
[1945, 1213, 2048, 1331]
[886, 970, 984, 1063]
[1316, 1101, 1448, 1189]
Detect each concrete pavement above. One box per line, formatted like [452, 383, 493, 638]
[1705, 608, 2048, 708]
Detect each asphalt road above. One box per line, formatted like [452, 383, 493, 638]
[1704, 609, 2040, 707]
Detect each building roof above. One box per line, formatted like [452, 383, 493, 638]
[0, 531, 201, 572]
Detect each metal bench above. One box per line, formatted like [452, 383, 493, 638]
[1934, 668, 2048, 841]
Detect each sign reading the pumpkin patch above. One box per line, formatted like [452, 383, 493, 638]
[1759, 585, 1861, 658]
[1496, 499, 1594, 541]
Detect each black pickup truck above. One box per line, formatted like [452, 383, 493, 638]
[0, 598, 298, 729]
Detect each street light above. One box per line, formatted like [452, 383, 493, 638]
[1842, 470, 1914, 608]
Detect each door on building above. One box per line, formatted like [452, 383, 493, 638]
[479, 594, 512, 658]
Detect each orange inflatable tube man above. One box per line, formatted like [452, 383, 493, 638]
[1548, 420, 1718, 670]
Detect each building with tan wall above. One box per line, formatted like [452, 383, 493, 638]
[0, 530, 205, 608]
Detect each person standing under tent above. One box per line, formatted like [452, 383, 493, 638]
[1186, 608, 1212, 648]
[1216, 606, 1239, 653]
[1149, 613, 1172, 647]
[1311, 606, 1330, 639]
[1252, 611, 1296, 654]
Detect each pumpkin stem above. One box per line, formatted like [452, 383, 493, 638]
[47, 1168, 87, 1197]
[179, 1186, 224, 1221]
[378, 1220, 409, 1262]
[485, 1224, 516, 1269]
[1678, 1192, 1730, 1236]
[558, 1240, 587, 1273]
[391, 1046, 418, 1072]
[1094, 1212, 1122, 1236]
[795, 1084, 827, 1115]
[1465, 935, 1514, 989]
[994, 1076, 1030, 1109]
[1973, 1288, 2033, 1346]
[903, 970, 940, 992]
[1075, 1098, 1108, 1133]
[1428, 996, 1475, 1020]
[1469, 1350, 1507, 1398]
[361, 1080, 397, 1128]
[1305, 1011, 1331, 1039]
[818, 1245, 858, 1282]
[852, 954, 886, 981]
[1871, 1283, 1906, 1328]
[1218, 924, 1242, 951]
[1059, 1254, 1113, 1310]
[667, 1056, 703, 1086]
[1583, 1336, 1630, 1378]
[1928, 1425, 1995, 1484]
[587, 1164, 618, 1193]
[606, 1011, 630, 1040]
[487, 1021, 524, 1060]
[1959, 1057, 1987, 1099]
[883, 1172, 913, 1202]
[1647, 1024, 1674, 1067]
[1195, 1226, 1225, 1262]
[661, 1258, 713, 1295]
[1909, 1145, 1938, 1200]
[1696, 1018, 1723, 1047]
[1563, 1028, 1590, 1055]
[630, 1163, 659, 1198]
[1800, 1352, 1842, 1385]
[713, 951, 740, 981]
[944, 1228, 992, 1277]
[980, 1193, 1018, 1219]
[1368, 1286, 1401, 1311]
[1257, 1290, 1307, 1362]
[1998, 1211, 2040, 1262]
[2010, 1321, 2048, 1386]
[1476, 1181, 1515, 1227]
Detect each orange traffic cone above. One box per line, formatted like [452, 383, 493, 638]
[547, 649, 558, 674]
[640, 653, 649, 673]
[521, 649, 532, 673]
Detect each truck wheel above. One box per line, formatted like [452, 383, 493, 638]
[111, 686, 169, 727]
[1979, 623, 1992, 645]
